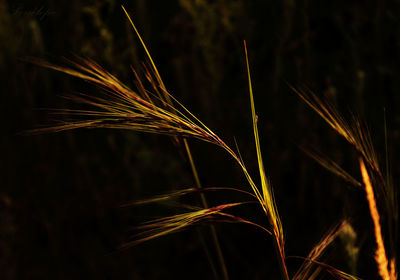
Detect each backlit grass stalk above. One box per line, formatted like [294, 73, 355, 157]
[360, 158, 392, 280]
[183, 140, 229, 280]
[30, 37, 290, 279]
[244, 42, 288, 280]
[121, 6, 229, 279]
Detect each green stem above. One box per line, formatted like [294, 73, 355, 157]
[184, 139, 229, 280]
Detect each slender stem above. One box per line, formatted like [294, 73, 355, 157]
[184, 139, 229, 280]
[184, 139, 208, 207]
[121, 8, 229, 278]
[243, 41, 289, 280]
[274, 236, 290, 280]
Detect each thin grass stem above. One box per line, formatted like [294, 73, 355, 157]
[244, 41, 289, 280]
[121, 6, 229, 279]
[184, 139, 230, 280]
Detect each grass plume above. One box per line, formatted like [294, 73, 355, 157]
[360, 158, 392, 280]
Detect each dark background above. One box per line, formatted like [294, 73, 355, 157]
[1, 0, 400, 279]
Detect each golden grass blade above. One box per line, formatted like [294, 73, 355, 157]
[244, 41, 288, 280]
[360, 158, 391, 280]
[244, 41, 282, 233]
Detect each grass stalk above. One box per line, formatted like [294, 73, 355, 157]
[122, 6, 229, 279]
[184, 139, 229, 280]
[244, 41, 289, 280]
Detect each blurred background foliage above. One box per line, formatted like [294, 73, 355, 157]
[1, 0, 400, 279]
